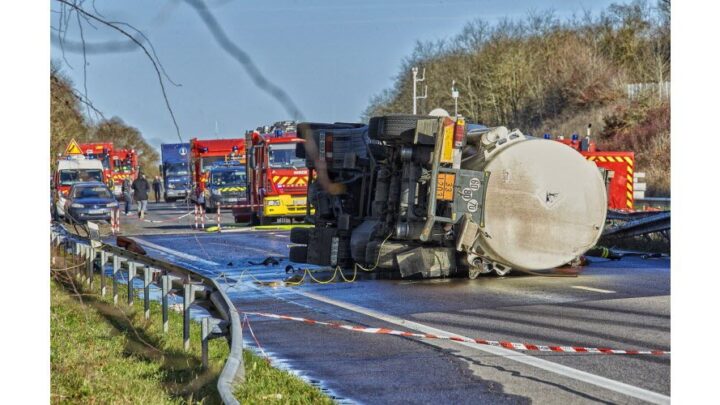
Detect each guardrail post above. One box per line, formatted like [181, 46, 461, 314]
[202, 317, 210, 368]
[86, 247, 94, 288]
[161, 274, 170, 333]
[112, 255, 120, 305]
[100, 252, 109, 297]
[128, 262, 137, 306]
[143, 267, 153, 320]
[183, 283, 195, 351]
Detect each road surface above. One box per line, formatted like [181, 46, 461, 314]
[110, 202, 671, 404]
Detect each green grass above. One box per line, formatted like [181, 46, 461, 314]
[235, 351, 334, 405]
[50, 248, 334, 404]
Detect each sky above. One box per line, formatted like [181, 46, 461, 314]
[51, 0, 625, 150]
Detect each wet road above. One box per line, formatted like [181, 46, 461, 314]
[115, 202, 671, 404]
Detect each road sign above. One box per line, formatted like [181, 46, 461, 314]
[65, 139, 83, 155]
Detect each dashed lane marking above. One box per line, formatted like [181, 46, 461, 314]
[571, 286, 617, 294]
[295, 290, 669, 405]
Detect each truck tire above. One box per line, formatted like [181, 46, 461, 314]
[290, 227, 310, 244]
[289, 246, 308, 263]
[368, 115, 431, 141]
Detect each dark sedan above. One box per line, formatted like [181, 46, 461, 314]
[64, 182, 119, 223]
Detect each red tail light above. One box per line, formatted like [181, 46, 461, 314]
[454, 118, 465, 147]
[325, 134, 333, 160]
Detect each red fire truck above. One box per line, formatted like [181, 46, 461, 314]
[548, 127, 636, 211]
[111, 148, 139, 194]
[233, 124, 309, 224]
[189, 138, 246, 211]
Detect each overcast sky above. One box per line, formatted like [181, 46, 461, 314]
[51, 0, 624, 149]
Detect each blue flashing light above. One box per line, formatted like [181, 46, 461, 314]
[543, 133, 551, 139]
[571, 133, 579, 141]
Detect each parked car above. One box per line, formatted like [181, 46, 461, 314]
[64, 181, 118, 223]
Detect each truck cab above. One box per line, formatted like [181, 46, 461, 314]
[204, 164, 249, 213]
[160, 143, 191, 202]
[235, 124, 310, 225]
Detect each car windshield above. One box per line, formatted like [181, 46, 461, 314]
[210, 170, 246, 186]
[73, 185, 112, 199]
[166, 164, 189, 176]
[268, 143, 305, 168]
[60, 169, 104, 185]
[201, 156, 225, 171]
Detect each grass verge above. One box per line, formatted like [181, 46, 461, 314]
[50, 247, 334, 404]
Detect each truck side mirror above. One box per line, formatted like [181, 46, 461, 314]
[295, 143, 306, 159]
[248, 147, 255, 168]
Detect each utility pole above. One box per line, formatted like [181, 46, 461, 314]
[412, 67, 427, 115]
[451, 80, 459, 117]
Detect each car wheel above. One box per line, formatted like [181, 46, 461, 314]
[290, 227, 310, 244]
[368, 115, 432, 141]
[289, 246, 308, 263]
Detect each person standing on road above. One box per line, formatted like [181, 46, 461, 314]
[121, 177, 133, 215]
[132, 172, 150, 219]
[152, 176, 163, 203]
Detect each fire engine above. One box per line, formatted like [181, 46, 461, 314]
[547, 125, 636, 211]
[233, 122, 309, 225]
[189, 137, 246, 213]
[111, 148, 139, 194]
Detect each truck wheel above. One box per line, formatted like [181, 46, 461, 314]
[368, 115, 431, 141]
[290, 227, 310, 244]
[289, 246, 308, 263]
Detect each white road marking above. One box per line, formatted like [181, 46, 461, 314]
[130, 237, 219, 267]
[296, 290, 669, 405]
[571, 286, 616, 294]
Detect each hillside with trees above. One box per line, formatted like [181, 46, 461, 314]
[364, 0, 670, 196]
[50, 64, 160, 176]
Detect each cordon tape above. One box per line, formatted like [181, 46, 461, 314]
[243, 311, 670, 356]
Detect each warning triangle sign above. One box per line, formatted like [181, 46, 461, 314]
[65, 138, 83, 155]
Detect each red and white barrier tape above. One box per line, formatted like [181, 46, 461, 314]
[243, 311, 670, 355]
[111, 208, 120, 234]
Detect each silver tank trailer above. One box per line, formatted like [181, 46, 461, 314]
[460, 126, 607, 276]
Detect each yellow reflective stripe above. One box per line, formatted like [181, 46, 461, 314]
[607, 156, 616, 162]
[296, 178, 306, 185]
[627, 191, 633, 199]
[624, 157, 633, 165]
[273, 176, 280, 182]
[587, 156, 596, 161]
[598, 156, 607, 162]
[626, 166, 633, 174]
[626, 182, 633, 191]
[626, 201, 633, 208]
[278, 177, 288, 185]
[627, 174, 633, 183]
[286, 177, 297, 185]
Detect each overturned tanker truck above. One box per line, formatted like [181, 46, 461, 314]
[289, 115, 607, 279]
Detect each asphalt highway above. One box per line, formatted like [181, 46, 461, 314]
[111, 202, 671, 404]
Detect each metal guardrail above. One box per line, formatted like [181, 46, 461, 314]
[50, 223, 244, 404]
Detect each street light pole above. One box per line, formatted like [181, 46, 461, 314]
[451, 80, 459, 117]
[412, 67, 427, 115]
